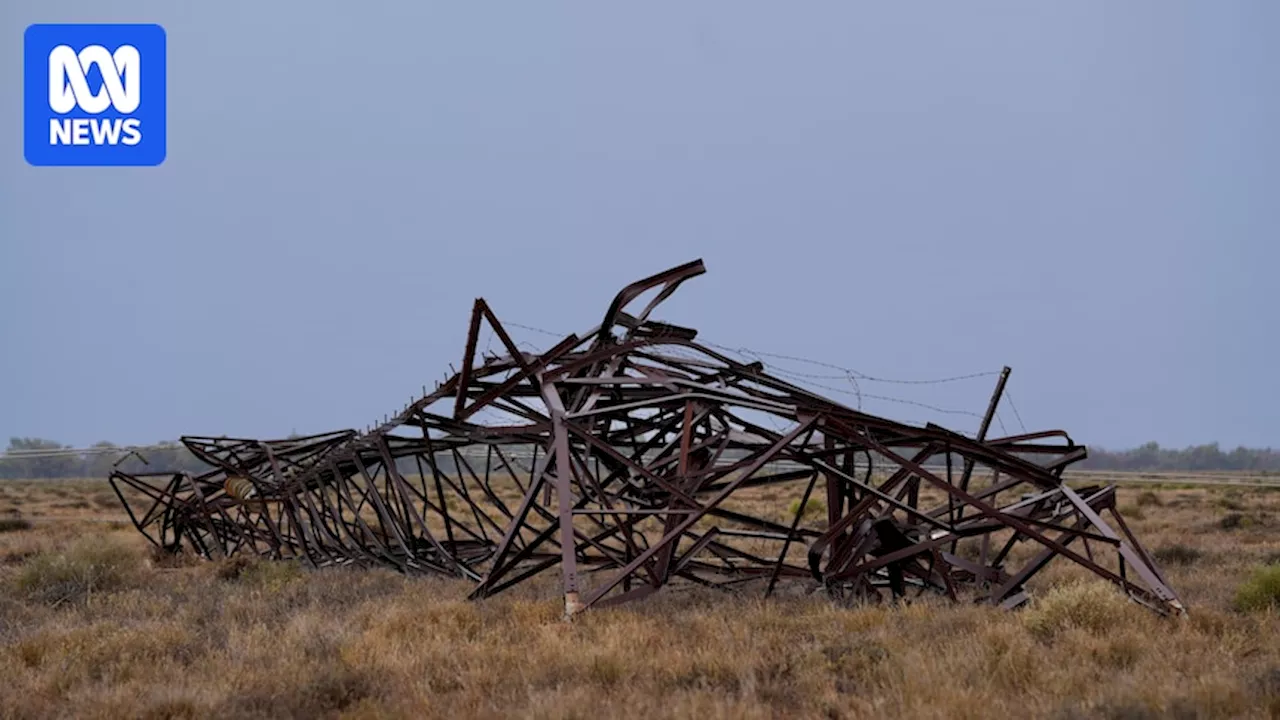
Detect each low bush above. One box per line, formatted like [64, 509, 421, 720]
[0, 517, 33, 533]
[1234, 565, 1280, 612]
[213, 555, 256, 580]
[148, 544, 202, 569]
[1152, 544, 1202, 566]
[1220, 513, 1245, 530]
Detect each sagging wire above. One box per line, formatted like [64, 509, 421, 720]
[703, 341, 1000, 386]
[499, 319, 1011, 437]
[503, 321, 566, 339]
[472, 319, 550, 359]
[766, 372, 985, 421]
[1004, 388, 1029, 434]
[701, 341, 1005, 431]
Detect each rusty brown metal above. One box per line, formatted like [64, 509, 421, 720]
[109, 260, 1184, 617]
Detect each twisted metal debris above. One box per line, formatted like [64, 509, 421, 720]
[109, 260, 1185, 616]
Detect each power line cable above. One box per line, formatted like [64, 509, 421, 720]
[1004, 388, 1029, 434]
[503, 321, 565, 338]
[500, 319, 1001, 390]
[704, 340, 1001, 386]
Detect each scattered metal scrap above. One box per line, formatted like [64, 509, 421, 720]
[109, 260, 1185, 616]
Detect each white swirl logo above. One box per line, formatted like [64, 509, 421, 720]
[48, 44, 140, 114]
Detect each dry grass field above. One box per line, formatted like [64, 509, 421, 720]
[2, 478, 1279, 719]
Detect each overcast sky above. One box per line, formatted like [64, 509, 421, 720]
[2, 2, 1276, 450]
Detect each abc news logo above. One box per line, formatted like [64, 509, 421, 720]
[48, 44, 143, 146]
[24, 24, 166, 167]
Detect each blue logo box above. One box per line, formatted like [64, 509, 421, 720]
[24, 23, 167, 166]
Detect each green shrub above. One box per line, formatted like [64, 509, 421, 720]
[1234, 566, 1280, 612]
[787, 497, 825, 519]
[245, 560, 304, 591]
[14, 537, 141, 605]
[213, 556, 304, 591]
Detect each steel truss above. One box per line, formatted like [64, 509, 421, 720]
[110, 260, 1184, 617]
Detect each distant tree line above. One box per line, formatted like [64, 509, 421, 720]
[2, 437, 1278, 479]
[1074, 442, 1280, 473]
[0, 436, 457, 480]
[0, 437, 210, 480]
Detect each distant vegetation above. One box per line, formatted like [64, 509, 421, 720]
[0, 437, 210, 480]
[1, 436, 1277, 479]
[1077, 442, 1280, 473]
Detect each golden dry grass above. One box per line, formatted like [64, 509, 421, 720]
[1, 480, 1279, 719]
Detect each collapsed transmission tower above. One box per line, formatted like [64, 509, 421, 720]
[109, 260, 1185, 617]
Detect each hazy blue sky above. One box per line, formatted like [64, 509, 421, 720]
[2, 2, 1276, 450]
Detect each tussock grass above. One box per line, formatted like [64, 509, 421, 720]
[213, 556, 306, 590]
[1217, 496, 1246, 511]
[1119, 504, 1145, 521]
[0, 482, 1279, 717]
[1135, 491, 1162, 508]
[1022, 581, 1134, 640]
[13, 537, 142, 605]
[90, 490, 121, 509]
